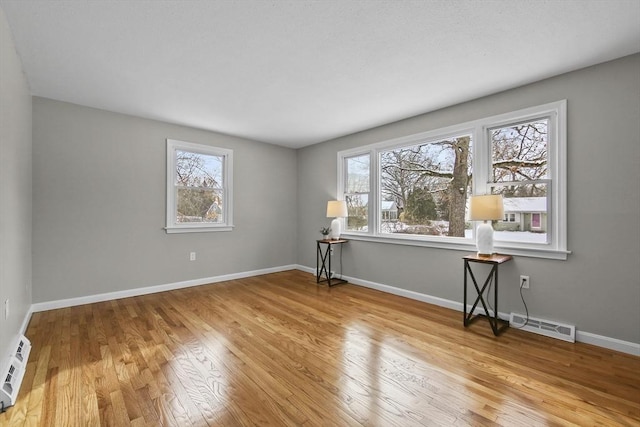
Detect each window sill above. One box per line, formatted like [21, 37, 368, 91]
[165, 225, 234, 234]
[340, 232, 570, 260]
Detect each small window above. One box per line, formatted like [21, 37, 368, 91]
[504, 213, 516, 222]
[344, 154, 370, 232]
[166, 139, 233, 233]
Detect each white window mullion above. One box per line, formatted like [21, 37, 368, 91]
[475, 124, 491, 196]
[372, 149, 380, 236]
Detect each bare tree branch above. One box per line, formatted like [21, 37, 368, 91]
[493, 159, 547, 168]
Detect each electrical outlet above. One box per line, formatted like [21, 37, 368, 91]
[190, 252, 196, 261]
[520, 275, 530, 289]
[4, 299, 9, 320]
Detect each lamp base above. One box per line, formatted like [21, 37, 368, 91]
[328, 218, 341, 240]
[476, 222, 494, 256]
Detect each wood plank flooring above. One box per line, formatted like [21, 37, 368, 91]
[2, 270, 639, 426]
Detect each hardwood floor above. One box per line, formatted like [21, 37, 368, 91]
[2, 270, 639, 426]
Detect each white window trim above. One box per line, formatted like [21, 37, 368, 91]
[337, 101, 569, 260]
[166, 139, 234, 234]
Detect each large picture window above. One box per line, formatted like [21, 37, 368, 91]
[337, 101, 567, 259]
[380, 134, 472, 238]
[166, 139, 233, 233]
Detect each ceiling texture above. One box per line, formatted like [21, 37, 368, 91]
[2, 0, 639, 148]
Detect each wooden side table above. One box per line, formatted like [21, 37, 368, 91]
[316, 239, 348, 287]
[463, 253, 513, 336]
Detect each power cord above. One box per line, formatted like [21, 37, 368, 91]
[512, 277, 530, 329]
[339, 244, 344, 279]
[486, 277, 494, 314]
[485, 276, 530, 328]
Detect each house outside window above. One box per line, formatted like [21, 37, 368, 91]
[337, 101, 567, 259]
[166, 139, 233, 233]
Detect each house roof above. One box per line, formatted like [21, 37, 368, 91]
[503, 197, 547, 213]
[381, 201, 397, 211]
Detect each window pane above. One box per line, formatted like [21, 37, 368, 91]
[176, 150, 223, 188]
[379, 135, 472, 237]
[491, 119, 548, 183]
[345, 154, 370, 231]
[492, 183, 548, 244]
[176, 188, 224, 223]
[345, 155, 369, 193]
[345, 193, 368, 231]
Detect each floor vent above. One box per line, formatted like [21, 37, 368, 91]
[510, 313, 575, 343]
[1, 335, 31, 410]
[14, 337, 28, 363]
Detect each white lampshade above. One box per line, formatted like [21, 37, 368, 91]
[326, 201, 348, 218]
[326, 200, 348, 240]
[469, 195, 504, 256]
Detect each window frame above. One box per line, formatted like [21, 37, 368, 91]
[337, 100, 568, 260]
[342, 153, 372, 233]
[166, 139, 234, 234]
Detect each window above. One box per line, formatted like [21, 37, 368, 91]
[503, 213, 516, 222]
[379, 134, 472, 237]
[343, 154, 370, 232]
[488, 118, 550, 243]
[166, 139, 233, 233]
[337, 101, 567, 259]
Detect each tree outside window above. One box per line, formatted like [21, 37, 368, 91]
[379, 135, 472, 237]
[490, 119, 549, 243]
[175, 150, 225, 223]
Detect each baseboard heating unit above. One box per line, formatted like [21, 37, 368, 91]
[1, 335, 31, 411]
[510, 313, 575, 343]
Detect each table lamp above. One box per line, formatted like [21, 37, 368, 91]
[469, 194, 504, 256]
[326, 200, 348, 240]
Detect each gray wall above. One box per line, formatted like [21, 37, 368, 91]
[32, 98, 298, 303]
[297, 54, 640, 344]
[0, 7, 32, 358]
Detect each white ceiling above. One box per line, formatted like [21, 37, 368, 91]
[2, 1, 639, 148]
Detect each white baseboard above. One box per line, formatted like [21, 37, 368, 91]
[297, 265, 640, 356]
[296, 265, 315, 275]
[31, 264, 298, 313]
[20, 306, 33, 336]
[576, 331, 640, 356]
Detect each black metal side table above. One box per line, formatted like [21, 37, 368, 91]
[316, 239, 348, 287]
[463, 253, 513, 336]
